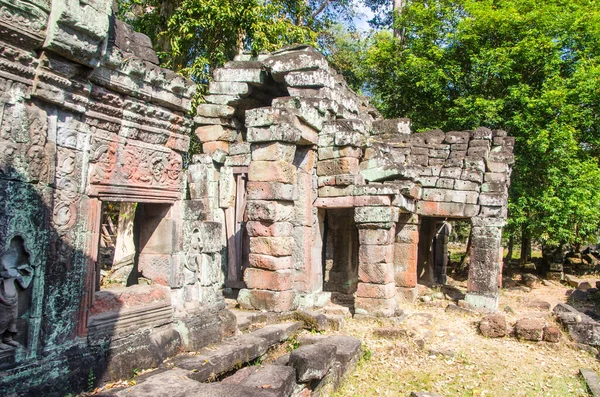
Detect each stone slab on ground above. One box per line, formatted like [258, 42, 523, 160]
[554, 303, 600, 346]
[565, 274, 596, 290]
[410, 393, 444, 397]
[581, 368, 600, 397]
[289, 343, 337, 382]
[238, 364, 296, 396]
[170, 322, 302, 382]
[100, 368, 197, 397]
[179, 383, 277, 397]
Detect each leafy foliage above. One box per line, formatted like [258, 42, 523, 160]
[361, 0, 600, 247]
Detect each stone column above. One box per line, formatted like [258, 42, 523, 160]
[237, 108, 299, 312]
[465, 217, 504, 311]
[354, 206, 398, 317]
[394, 214, 420, 302]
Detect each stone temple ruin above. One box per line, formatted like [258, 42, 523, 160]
[0, 0, 513, 394]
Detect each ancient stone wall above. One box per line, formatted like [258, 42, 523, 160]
[0, 2, 233, 395]
[202, 45, 514, 315]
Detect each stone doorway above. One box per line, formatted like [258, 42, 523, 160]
[417, 217, 453, 286]
[322, 208, 359, 309]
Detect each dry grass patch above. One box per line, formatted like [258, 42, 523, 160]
[332, 283, 600, 397]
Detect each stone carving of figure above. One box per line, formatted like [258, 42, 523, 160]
[0, 236, 33, 350]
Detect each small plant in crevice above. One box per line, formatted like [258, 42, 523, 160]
[87, 368, 95, 392]
[248, 355, 263, 366]
[286, 334, 301, 352]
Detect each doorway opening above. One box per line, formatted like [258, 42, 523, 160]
[322, 208, 359, 308]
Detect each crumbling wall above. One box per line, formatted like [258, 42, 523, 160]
[0, 1, 233, 395]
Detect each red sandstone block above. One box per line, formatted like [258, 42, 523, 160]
[249, 160, 297, 184]
[395, 226, 419, 244]
[244, 268, 293, 291]
[358, 244, 394, 264]
[356, 282, 396, 299]
[238, 289, 297, 312]
[358, 263, 395, 284]
[249, 254, 293, 271]
[317, 175, 337, 187]
[395, 270, 417, 288]
[202, 141, 230, 154]
[246, 221, 293, 237]
[354, 196, 392, 207]
[316, 158, 359, 176]
[358, 229, 395, 245]
[394, 242, 418, 264]
[354, 296, 397, 317]
[250, 236, 294, 256]
[195, 125, 237, 142]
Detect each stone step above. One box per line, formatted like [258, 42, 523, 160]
[101, 322, 302, 396]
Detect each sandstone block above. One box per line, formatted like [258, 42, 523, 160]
[203, 141, 229, 154]
[251, 142, 296, 162]
[246, 182, 296, 201]
[197, 103, 236, 118]
[356, 282, 396, 299]
[543, 326, 561, 343]
[249, 254, 293, 271]
[316, 158, 359, 176]
[358, 263, 395, 284]
[237, 289, 297, 312]
[479, 313, 507, 338]
[208, 81, 250, 96]
[358, 244, 394, 264]
[250, 237, 294, 257]
[355, 207, 398, 223]
[288, 344, 336, 382]
[358, 229, 395, 245]
[244, 268, 293, 291]
[246, 200, 294, 222]
[246, 221, 294, 237]
[249, 161, 296, 184]
[515, 318, 544, 341]
[354, 297, 397, 317]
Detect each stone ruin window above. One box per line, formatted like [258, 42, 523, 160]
[96, 202, 139, 290]
[417, 217, 471, 286]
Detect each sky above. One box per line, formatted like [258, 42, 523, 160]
[352, 1, 375, 32]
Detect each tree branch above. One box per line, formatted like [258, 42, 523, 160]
[310, 0, 331, 19]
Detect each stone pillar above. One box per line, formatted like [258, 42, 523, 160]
[465, 217, 504, 311]
[354, 206, 398, 317]
[394, 214, 420, 302]
[237, 108, 299, 312]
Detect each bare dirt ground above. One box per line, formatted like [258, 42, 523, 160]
[331, 278, 600, 397]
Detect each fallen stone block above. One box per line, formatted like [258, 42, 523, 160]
[237, 364, 296, 397]
[543, 326, 562, 343]
[180, 383, 276, 397]
[288, 343, 337, 382]
[515, 318, 544, 341]
[104, 368, 197, 397]
[581, 369, 600, 397]
[479, 313, 507, 338]
[295, 310, 328, 331]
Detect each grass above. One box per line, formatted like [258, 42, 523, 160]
[331, 281, 599, 397]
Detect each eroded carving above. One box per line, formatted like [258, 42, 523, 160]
[0, 236, 33, 350]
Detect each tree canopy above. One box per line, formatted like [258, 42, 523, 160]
[358, 0, 600, 248]
[117, 0, 354, 83]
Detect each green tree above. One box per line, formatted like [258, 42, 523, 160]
[117, 0, 354, 83]
[362, 0, 600, 250]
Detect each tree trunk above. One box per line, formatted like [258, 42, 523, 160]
[520, 229, 530, 266]
[113, 202, 137, 266]
[393, 0, 405, 39]
[505, 234, 514, 266]
[459, 227, 472, 271]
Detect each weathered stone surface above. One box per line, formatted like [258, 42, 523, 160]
[238, 289, 297, 312]
[515, 318, 544, 341]
[244, 268, 293, 291]
[249, 161, 297, 184]
[289, 343, 336, 382]
[479, 313, 507, 338]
